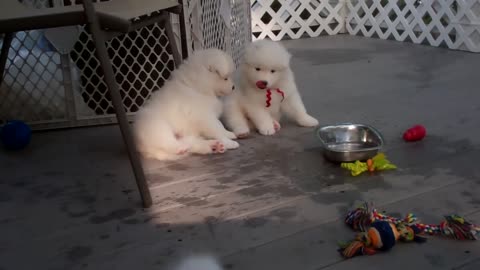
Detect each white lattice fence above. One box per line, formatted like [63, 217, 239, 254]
[4, 1, 480, 129]
[0, 0, 69, 125]
[63, 0, 177, 120]
[0, 0, 177, 128]
[0, 31, 67, 124]
[183, 0, 252, 65]
[1, 0, 251, 129]
[68, 17, 175, 117]
[251, 0, 347, 40]
[347, 0, 480, 52]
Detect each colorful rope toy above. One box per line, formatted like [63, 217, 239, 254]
[339, 220, 426, 258]
[339, 202, 480, 259]
[340, 153, 397, 176]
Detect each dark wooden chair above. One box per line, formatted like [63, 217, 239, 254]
[0, 0, 187, 207]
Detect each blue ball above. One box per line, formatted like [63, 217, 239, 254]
[0, 120, 31, 150]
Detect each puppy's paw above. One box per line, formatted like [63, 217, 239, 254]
[234, 127, 250, 139]
[236, 132, 250, 139]
[210, 141, 226, 154]
[176, 147, 189, 155]
[225, 131, 237, 140]
[176, 144, 190, 155]
[297, 114, 319, 127]
[273, 120, 281, 132]
[258, 125, 276, 136]
[222, 139, 240, 150]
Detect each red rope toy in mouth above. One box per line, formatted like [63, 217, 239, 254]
[265, 88, 285, 107]
[256, 81, 284, 107]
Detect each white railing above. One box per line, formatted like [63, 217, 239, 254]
[0, 0, 252, 129]
[252, 0, 480, 53]
[251, 0, 347, 40]
[182, 0, 252, 65]
[347, 0, 480, 52]
[2, 0, 479, 129]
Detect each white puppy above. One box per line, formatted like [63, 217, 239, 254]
[170, 255, 223, 270]
[223, 40, 318, 137]
[134, 49, 239, 161]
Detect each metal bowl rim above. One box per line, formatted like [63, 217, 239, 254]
[315, 123, 384, 153]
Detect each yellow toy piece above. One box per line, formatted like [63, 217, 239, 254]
[341, 153, 397, 176]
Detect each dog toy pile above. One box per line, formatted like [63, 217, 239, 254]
[338, 202, 480, 259]
[340, 153, 397, 176]
[338, 220, 426, 258]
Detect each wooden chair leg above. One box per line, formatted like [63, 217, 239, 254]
[164, 12, 182, 66]
[81, 0, 152, 208]
[0, 33, 14, 86]
[177, 0, 189, 59]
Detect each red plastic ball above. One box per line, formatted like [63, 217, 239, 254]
[403, 125, 426, 142]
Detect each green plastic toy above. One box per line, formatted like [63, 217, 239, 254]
[341, 153, 397, 176]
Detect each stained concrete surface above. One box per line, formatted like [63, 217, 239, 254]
[1, 35, 480, 270]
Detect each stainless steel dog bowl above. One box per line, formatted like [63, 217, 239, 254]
[316, 124, 384, 162]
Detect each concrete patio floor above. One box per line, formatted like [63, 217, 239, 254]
[1, 35, 480, 270]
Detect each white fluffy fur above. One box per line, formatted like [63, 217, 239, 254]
[170, 255, 223, 270]
[134, 49, 239, 160]
[223, 40, 318, 137]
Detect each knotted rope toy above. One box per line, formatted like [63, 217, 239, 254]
[339, 202, 480, 259]
[339, 220, 427, 258]
[340, 153, 397, 176]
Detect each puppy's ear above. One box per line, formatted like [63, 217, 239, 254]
[285, 51, 292, 65]
[286, 51, 292, 61]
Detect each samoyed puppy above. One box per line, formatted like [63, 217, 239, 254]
[170, 255, 223, 270]
[134, 49, 239, 161]
[223, 40, 318, 137]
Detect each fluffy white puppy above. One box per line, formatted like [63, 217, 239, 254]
[170, 255, 223, 270]
[134, 49, 239, 160]
[223, 40, 318, 137]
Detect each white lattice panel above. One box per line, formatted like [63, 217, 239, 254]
[60, 0, 175, 117]
[251, 0, 346, 41]
[183, 0, 252, 65]
[0, 31, 67, 123]
[0, 0, 70, 123]
[69, 23, 175, 116]
[347, 0, 480, 52]
[1, 0, 176, 126]
[1, 0, 252, 129]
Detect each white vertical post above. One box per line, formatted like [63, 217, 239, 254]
[339, 0, 348, 34]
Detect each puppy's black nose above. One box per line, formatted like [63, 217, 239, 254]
[232, 85, 235, 90]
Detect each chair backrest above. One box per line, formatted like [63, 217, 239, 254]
[0, 0, 84, 33]
[0, 0, 179, 33]
[0, 0, 33, 16]
[93, 0, 179, 21]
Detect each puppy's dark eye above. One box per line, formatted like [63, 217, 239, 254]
[255, 67, 261, 71]
[271, 70, 276, 73]
[224, 78, 228, 81]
